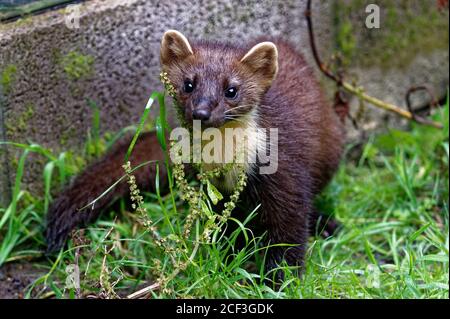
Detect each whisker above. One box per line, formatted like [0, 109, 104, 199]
[224, 105, 254, 114]
[225, 116, 247, 124]
[225, 114, 244, 118]
[225, 115, 245, 121]
[224, 107, 249, 114]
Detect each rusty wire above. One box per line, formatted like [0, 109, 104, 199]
[304, 0, 444, 130]
[405, 85, 441, 126]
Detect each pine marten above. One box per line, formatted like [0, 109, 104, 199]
[46, 30, 345, 278]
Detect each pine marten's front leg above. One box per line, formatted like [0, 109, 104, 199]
[45, 132, 168, 253]
[256, 170, 311, 280]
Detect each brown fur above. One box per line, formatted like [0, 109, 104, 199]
[45, 132, 168, 252]
[45, 32, 344, 279]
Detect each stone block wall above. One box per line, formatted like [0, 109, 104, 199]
[0, 0, 448, 204]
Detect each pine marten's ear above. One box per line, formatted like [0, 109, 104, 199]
[240, 42, 278, 90]
[160, 30, 194, 68]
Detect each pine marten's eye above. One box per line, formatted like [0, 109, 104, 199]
[184, 80, 195, 93]
[225, 87, 238, 99]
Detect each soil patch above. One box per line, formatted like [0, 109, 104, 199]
[0, 262, 44, 299]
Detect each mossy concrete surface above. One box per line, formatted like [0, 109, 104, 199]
[0, 0, 448, 203]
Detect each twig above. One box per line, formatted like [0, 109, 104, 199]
[126, 283, 160, 299]
[305, 0, 443, 130]
[342, 82, 442, 129]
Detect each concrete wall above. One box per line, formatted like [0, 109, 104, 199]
[0, 0, 448, 204]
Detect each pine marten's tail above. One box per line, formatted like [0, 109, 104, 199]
[45, 131, 168, 253]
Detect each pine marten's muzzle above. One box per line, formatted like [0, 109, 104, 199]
[192, 97, 217, 123]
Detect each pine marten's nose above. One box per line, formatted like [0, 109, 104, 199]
[192, 109, 211, 121]
[193, 97, 215, 121]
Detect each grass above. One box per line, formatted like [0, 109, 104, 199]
[0, 96, 448, 299]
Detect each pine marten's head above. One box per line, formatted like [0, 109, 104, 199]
[160, 30, 278, 128]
